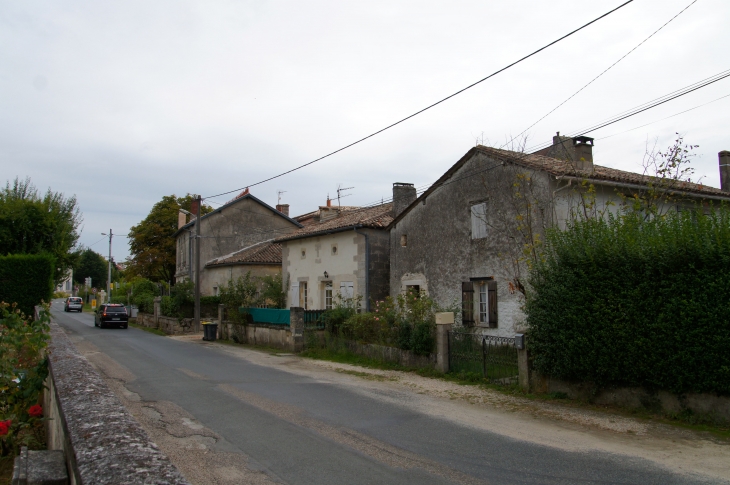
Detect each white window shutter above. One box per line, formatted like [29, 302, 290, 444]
[471, 203, 488, 239]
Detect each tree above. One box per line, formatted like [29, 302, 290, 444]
[72, 248, 108, 290]
[127, 194, 211, 282]
[0, 177, 82, 284]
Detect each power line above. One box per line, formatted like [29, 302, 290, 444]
[204, 0, 633, 200]
[503, 0, 699, 149]
[527, 68, 730, 152]
[596, 92, 730, 140]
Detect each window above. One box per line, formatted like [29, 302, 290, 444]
[301, 248, 306, 259]
[400, 234, 407, 247]
[405, 285, 420, 298]
[340, 281, 354, 300]
[325, 282, 333, 310]
[471, 202, 488, 239]
[291, 283, 299, 308]
[299, 282, 308, 310]
[461, 282, 474, 325]
[213, 286, 219, 296]
[331, 245, 338, 255]
[476, 280, 498, 328]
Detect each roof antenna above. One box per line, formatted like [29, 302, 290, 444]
[277, 190, 287, 205]
[336, 184, 354, 209]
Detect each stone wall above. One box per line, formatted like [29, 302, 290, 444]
[219, 321, 294, 351]
[45, 321, 188, 484]
[135, 312, 201, 335]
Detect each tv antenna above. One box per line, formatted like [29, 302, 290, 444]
[336, 185, 354, 208]
[277, 190, 287, 205]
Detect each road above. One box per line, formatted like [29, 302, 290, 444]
[49, 301, 726, 485]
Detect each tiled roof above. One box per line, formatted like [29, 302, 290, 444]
[276, 203, 393, 242]
[206, 241, 282, 267]
[293, 206, 361, 226]
[477, 146, 728, 197]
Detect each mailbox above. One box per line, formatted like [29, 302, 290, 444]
[514, 333, 525, 350]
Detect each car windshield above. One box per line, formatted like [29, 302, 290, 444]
[105, 306, 127, 313]
[69, 298, 82, 302]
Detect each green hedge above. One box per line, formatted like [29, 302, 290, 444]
[527, 209, 730, 395]
[0, 254, 54, 315]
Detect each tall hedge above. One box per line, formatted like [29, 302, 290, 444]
[0, 254, 55, 315]
[527, 208, 730, 395]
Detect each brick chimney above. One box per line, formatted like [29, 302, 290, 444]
[276, 204, 290, 217]
[392, 183, 417, 217]
[572, 136, 594, 171]
[720, 151, 730, 191]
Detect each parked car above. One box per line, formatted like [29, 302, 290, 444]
[95, 304, 129, 329]
[64, 297, 83, 312]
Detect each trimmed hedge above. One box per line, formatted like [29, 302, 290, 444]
[0, 254, 54, 315]
[527, 209, 730, 395]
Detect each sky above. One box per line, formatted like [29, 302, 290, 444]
[2, 0, 729, 262]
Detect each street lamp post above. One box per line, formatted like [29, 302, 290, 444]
[101, 229, 113, 303]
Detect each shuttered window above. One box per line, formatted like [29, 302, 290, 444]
[471, 203, 488, 239]
[476, 280, 499, 328]
[462, 282, 474, 325]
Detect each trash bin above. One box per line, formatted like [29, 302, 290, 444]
[202, 322, 218, 341]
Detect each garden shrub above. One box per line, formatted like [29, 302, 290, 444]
[527, 208, 730, 395]
[0, 303, 49, 456]
[0, 254, 54, 315]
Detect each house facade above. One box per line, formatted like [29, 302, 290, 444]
[174, 189, 301, 296]
[204, 241, 282, 297]
[389, 137, 730, 338]
[276, 201, 392, 311]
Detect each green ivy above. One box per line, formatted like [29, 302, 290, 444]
[527, 207, 730, 395]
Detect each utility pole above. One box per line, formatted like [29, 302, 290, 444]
[194, 195, 202, 328]
[101, 229, 113, 303]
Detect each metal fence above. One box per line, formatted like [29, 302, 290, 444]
[448, 330, 518, 384]
[303, 309, 326, 329]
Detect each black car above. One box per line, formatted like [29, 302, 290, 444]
[95, 304, 129, 329]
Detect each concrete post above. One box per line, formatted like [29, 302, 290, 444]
[218, 304, 225, 340]
[290, 307, 304, 352]
[517, 335, 530, 392]
[153, 297, 161, 328]
[435, 312, 454, 373]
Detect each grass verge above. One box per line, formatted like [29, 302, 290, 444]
[299, 346, 730, 439]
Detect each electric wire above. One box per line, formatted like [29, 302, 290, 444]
[502, 0, 699, 149]
[203, 0, 633, 201]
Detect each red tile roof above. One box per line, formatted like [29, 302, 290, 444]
[205, 241, 282, 267]
[276, 203, 393, 242]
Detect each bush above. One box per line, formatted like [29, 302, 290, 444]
[0, 254, 54, 315]
[527, 208, 730, 395]
[0, 303, 49, 456]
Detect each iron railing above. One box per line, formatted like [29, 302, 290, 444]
[448, 330, 518, 384]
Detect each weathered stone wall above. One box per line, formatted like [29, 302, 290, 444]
[390, 152, 548, 337]
[135, 312, 201, 335]
[363, 228, 390, 309]
[45, 321, 188, 484]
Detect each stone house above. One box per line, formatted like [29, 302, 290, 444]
[276, 200, 392, 311]
[174, 189, 301, 296]
[389, 137, 730, 337]
[204, 240, 282, 297]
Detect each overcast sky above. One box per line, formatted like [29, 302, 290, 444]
[2, 0, 729, 261]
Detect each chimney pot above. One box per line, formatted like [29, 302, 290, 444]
[392, 182, 417, 218]
[276, 204, 290, 217]
[719, 151, 730, 191]
[326, 197, 331, 207]
[572, 136, 594, 171]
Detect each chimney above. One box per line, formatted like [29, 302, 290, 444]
[720, 151, 730, 191]
[177, 211, 187, 229]
[190, 199, 200, 217]
[572, 136, 594, 171]
[276, 204, 290, 217]
[392, 183, 417, 218]
[326, 197, 332, 208]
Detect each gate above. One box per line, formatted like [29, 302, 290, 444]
[448, 330, 518, 383]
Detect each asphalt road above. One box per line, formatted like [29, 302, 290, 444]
[49, 302, 719, 485]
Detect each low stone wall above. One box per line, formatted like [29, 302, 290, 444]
[530, 374, 730, 423]
[341, 340, 435, 368]
[135, 312, 201, 335]
[45, 321, 189, 484]
[219, 321, 294, 351]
